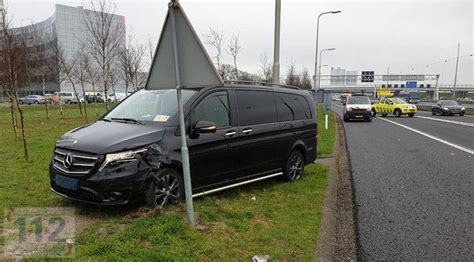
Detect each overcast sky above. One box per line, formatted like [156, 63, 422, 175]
[5, 0, 474, 84]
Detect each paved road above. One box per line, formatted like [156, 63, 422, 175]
[332, 103, 474, 260]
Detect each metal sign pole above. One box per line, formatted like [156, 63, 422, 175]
[169, 1, 195, 227]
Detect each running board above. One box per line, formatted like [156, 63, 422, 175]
[192, 172, 284, 198]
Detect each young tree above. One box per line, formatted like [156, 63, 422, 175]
[300, 67, 312, 90]
[84, 0, 125, 111]
[75, 45, 93, 121]
[58, 46, 83, 115]
[285, 63, 301, 87]
[205, 28, 225, 78]
[0, 8, 29, 159]
[259, 51, 272, 82]
[120, 33, 144, 95]
[227, 33, 242, 80]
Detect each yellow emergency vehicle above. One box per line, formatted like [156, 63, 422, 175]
[372, 97, 417, 117]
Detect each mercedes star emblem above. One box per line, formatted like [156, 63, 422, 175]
[64, 153, 74, 169]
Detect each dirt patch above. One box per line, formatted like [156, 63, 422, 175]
[314, 116, 357, 261]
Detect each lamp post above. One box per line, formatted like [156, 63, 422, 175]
[317, 48, 335, 89]
[314, 10, 341, 92]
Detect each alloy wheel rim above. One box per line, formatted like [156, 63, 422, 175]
[289, 154, 303, 180]
[154, 174, 181, 207]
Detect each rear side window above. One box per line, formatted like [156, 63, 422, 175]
[195, 93, 230, 128]
[235, 90, 277, 126]
[275, 93, 312, 121]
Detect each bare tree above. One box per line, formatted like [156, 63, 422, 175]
[75, 44, 93, 121]
[227, 33, 242, 80]
[205, 28, 225, 78]
[0, 7, 29, 159]
[300, 67, 312, 90]
[83, 0, 125, 111]
[58, 46, 83, 115]
[285, 63, 301, 87]
[120, 33, 144, 95]
[259, 51, 272, 82]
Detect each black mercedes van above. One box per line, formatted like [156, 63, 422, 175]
[49, 83, 317, 207]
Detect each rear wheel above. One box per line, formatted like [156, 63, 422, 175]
[431, 110, 436, 115]
[145, 168, 184, 208]
[343, 114, 349, 122]
[394, 109, 402, 117]
[66, 100, 71, 104]
[283, 151, 304, 181]
[34, 101, 39, 104]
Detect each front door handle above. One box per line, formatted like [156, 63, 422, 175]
[242, 128, 253, 135]
[225, 131, 236, 137]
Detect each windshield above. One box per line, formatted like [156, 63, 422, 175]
[440, 100, 459, 106]
[392, 98, 407, 104]
[347, 96, 370, 105]
[103, 89, 196, 123]
[409, 92, 421, 99]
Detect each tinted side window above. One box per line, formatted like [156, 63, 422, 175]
[275, 93, 311, 121]
[235, 90, 277, 126]
[195, 93, 230, 128]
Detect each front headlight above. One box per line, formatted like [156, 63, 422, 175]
[461, 107, 465, 110]
[99, 148, 148, 171]
[443, 107, 449, 111]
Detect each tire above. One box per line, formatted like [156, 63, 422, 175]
[459, 112, 465, 116]
[66, 100, 71, 104]
[394, 109, 402, 117]
[283, 150, 305, 181]
[432, 110, 436, 115]
[371, 109, 376, 117]
[34, 101, 39, 104]
[408, 113, 414, 117]
[365, 117, 372, 122]
[381, 113, 387, 117]
[145, 168, 184, 208]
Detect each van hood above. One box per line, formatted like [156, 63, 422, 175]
[55, 120, 166, 155]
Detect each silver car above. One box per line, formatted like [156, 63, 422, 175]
[18, 95, 46, 105]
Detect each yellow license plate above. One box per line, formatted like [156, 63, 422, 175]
[355, 115, 364, 118]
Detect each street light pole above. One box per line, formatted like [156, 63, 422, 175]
[314, 10, 341, 93]
[453, 42, 460, 99]
[317, 48, 335, 89]
[272, 0, 281, 84]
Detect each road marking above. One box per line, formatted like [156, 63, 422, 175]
[378, 117, 474, 155]
[415, 116, 474, 128]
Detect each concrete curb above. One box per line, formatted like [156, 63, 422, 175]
[314, 115, 358, 261]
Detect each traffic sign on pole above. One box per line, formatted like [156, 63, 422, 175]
[145, 0, 224, 226]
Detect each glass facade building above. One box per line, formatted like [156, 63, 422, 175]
[4, 3, 126, 96]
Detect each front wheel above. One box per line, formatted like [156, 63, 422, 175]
[459, 112, 465, 116]
[408, 113, 414, 118]
[381, 113, 387, 117]
[34, 101, 39, 104]
[371, 109, 377, 117]
[432, 110, 436, 116]
[145, 168, 184, 208]
[395, 109, 402, 117]
[283, 151, 305, 181]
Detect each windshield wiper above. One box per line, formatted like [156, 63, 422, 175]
[110, 117, 143, 125]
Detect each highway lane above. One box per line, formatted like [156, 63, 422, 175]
[331, 103, 473, 260]
[415, 110, 474, 124]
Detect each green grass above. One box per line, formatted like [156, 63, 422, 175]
[317, 107, 336, 157]
[1, 104, 331, 261]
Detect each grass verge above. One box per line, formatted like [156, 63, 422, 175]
[1, 104, 330, 260]
[317, 107, 336, 157]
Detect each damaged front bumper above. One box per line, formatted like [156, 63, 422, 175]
[49, 144, 170, 205]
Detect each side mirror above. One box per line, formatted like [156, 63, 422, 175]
[194, 121, 216, 134]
